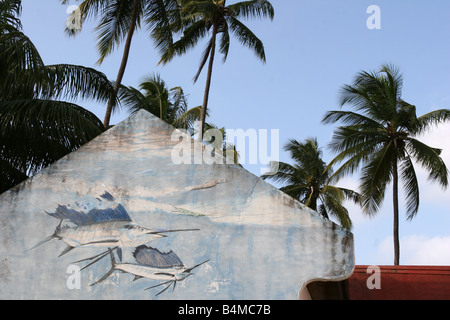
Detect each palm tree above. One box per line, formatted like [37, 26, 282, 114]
[261, 138, 360, 230]
[158, 0, 274, 141]
[61, 0, 178, 128]
[1, 0, 116, 193]
[322, 64, 450, 265]
[119, 74, 240, 165]
[119, 73, 241, 164]
[119, 73, 202, 132]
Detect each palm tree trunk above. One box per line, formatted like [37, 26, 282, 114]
[392, 155, 400, 265]
[198, 25, 217, 142]
[307, 187, 318, 211]
[103, 0, 140, 128]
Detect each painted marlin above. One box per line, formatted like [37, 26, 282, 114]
[91, 246, 209, 296]
[28, 193, 198, 257]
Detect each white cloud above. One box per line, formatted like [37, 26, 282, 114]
[375, 234, 450, 265]
[402, 235, 450, 265]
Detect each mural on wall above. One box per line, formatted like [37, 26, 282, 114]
[27, 191, 207, 296]
[0, 111, 355, 300]
[90, 245, 209, 296]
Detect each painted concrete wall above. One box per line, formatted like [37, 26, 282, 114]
[0, 110, 354, 300]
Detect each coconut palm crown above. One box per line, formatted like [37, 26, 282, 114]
[158, 0, 274, 140]
[322, 64, 450, 264]
[1, 0, 116, 193]
[262, 138, 360, 230]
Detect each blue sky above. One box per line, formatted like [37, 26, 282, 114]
[19, 0, 450, 266]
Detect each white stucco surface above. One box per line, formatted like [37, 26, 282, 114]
[0, 110, 354, 299]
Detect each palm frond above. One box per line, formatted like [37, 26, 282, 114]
[119, 85, 149, 115]
[279, 184, 311, 202]
[414, 109, 450, 135]
[118, 74, 199, 131]
[0, 98, 104, 176]
[95, 0, 143, 64]
[1, 0, 110, 194]
[359, 143, 395, 215]
[36, 64, 117, 104]
[0, 29, 44, 74]
[66, 0, 111, 19]
[327, 125, 384, 159]
[395, 100, 418, 131]
[172, 106, 201, 130]
[193, 35, 213, 83]
[226, 15, 266, 63]
[334, 186, 362, 205]
[0, 159, 28, 194]
[218, 26, 230, 63]
[61, 0, 111, 37]
[170, 86, 188, 111]
[264, 136, 357, 229]
[324, 125, 387, 186]
[285, 137, 322, 163]
[182, 0, 218, 19]
[222, 143, 241, 165]
[379, 63, 403, 112]
[320, 187, 352, 230]
[0, 0, 23, 30]
[159, 18, 209, 64]
[261, 161, 301, 184]
[227, 0, 274, 20]
[399, 153, 420, 220]
[338, 66, 403, 124]
[406, 138, 449, 188]
[326, 149, 368, 185]
[146, 0, 180, 57]
[322, 110, 384, 129]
